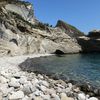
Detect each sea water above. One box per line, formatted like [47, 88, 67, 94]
[37, 53, 100, 87]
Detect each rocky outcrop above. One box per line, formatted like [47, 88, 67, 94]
[88, 30, 100, 38]
[77, 29, 100, 53]
[56, 20, 84, 37]
[0, 0, 83, 56]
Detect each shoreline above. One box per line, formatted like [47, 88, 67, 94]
[0, 54, 99, 100]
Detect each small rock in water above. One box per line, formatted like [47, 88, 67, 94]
[78, 93, 86, 100]
[8, 91, 24, 100]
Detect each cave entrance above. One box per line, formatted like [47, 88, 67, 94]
[54, 49, 65, 55]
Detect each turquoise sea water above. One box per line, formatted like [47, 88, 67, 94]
[38, 53, 100, 87]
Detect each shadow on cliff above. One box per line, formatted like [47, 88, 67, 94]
[77, 37, 100, 53]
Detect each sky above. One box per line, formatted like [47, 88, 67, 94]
[26, 0, 100, 34]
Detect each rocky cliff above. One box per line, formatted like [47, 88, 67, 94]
[77, 30, 100, 53]
[0, 0, 85, 56]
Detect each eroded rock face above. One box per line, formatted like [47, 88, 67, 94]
[0, 0, 83, 56]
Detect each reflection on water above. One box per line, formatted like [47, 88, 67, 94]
[38, 53, 100, 87]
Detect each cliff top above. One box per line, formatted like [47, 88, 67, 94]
[56, 20, 84, 37]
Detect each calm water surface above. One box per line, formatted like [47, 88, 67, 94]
[39, 53, 100, 87]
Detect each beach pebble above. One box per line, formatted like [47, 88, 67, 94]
[33, 90, 43, 96]
[37, 85, 47, 92]
[41, 94, 51, 100]
[37, 74, 44, 79]
[46, 88, 56, 95]
[87, 97, 98, 100]
[34, 96, 43, 100]
[0, 84, 8, 96]
[8, 78, 20, 88]
[22, 84, 33, 95]
[60, 92, 74, 100]
[51, 94, 60, 100]
[39, 80, 49, 87]
[8, 91, 24, 100]
[19, 76, 28, 84]
[0, 76, 9, 83]
[22, 96, 29, 100]
[0, 92, 3, 100]
[13, 72, 21, 79]
[0, 71, 10, 78]
[78, 93, 86, 100]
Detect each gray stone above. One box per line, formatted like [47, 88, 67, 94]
[22, 84, 33, 95]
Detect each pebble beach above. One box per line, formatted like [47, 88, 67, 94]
[0, 54, 99, 100]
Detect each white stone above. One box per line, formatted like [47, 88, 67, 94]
[0, 84, 8, 96]
[13, 72, 21, 79]
[60, 92, 74, 100]
[8, 78, 20, 88]
[0, 76, 9, 83]
[51, 94, 60, 100]
[33, 90, 42, 96]
[8, 91, 24, 100]
[38, 85, 47, 92]
[41, 94, 51, 100]
[87, 97, 98, 100]
[68, 83, 73, 89]
[22, 96, 29, 100]
[0, 71, 10, 78]
[37, 74, 44, 79]
[0, 92, 3, 100]
[34, 96, 43, 100]
[78, 93, 86, 100]
[39, 80, 49, 87]
[19, 76, 28, 84]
